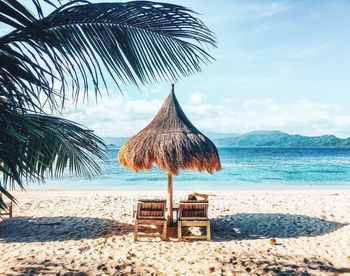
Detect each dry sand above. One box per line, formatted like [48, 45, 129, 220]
[0, 189, 350, 275]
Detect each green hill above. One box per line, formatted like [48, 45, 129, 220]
[213, 130, 350, 148]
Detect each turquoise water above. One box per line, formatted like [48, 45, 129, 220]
[30, 147, 350, 190]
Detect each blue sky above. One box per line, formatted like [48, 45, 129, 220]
[4, 0, 350, 137]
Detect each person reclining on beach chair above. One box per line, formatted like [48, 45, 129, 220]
[178, 194, 210, 241]
[133, 199, 167, 241]
[187, 192, 209, 201]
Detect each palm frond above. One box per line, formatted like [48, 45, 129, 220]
[0, 0, 216, 111]
[0, 99, 107, 209]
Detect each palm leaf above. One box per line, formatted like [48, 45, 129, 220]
[0, 98, 107, 209]
[0, 0, 216, 111]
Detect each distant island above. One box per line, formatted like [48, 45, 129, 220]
[103, 137, 129, 147]
[212, 130, 350, 148]
[104, 130, 350, 148]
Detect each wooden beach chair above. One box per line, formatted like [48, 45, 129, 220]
[134, 199, 167, 241]
[0, 193, 13, 220]
[178, 200, 210, 241]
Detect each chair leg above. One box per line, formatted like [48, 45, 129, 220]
[178, 221, 182, 241]
[134, 220, 138, 241]
[162, 221, 167, 240]
[9, 202, 13, 218]
[207, 221, 211, 241]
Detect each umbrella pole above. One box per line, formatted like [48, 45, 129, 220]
[167, 172, 173, 225]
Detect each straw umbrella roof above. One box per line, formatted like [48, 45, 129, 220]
[118, 84, 221, 175]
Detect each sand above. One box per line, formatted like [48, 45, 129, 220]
[0, 189, 350, 275]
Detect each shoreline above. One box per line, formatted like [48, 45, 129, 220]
[11, 186, 350, 193]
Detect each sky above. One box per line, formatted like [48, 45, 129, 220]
[4, 0, 350, 137]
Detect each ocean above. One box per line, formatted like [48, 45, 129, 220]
[30, 147, 350, 190]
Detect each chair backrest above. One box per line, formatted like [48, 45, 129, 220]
[137, 199, 166, 219]
[179, 200, 209, 219]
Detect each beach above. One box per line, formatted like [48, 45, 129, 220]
[0, 189, 349, 275]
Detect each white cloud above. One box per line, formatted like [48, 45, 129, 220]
[59, 94, 162, 137]
[182, 97, 350, 138]
[59, 92, 350, 138]
[187, 92, 204, 105]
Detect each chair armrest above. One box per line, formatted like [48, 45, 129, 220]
[133, 203, 137, 219]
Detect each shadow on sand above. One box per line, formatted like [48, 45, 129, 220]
[8, 260, 88, 276]
[0, 213, 347, 243]
[253, 255, 350, 275]
[8, 253, 350, 275]
[0, 216, 133, 243]
[215, 253, 350, 275]
[211, 213, 347, 241]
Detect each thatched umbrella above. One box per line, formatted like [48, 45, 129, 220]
[118, 84, 221, 223]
